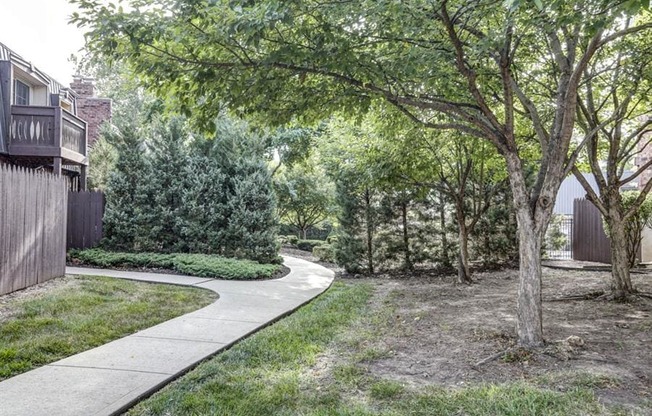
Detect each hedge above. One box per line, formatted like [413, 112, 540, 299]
[295, 239, 325, 252]
[68, 249, 282, 280]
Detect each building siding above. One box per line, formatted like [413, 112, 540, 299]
[553, 174, 599, 215]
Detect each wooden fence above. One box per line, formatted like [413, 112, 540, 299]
[67, 191, 105, 250]
[572, 198, 612, 263]
[0, 165, 68, 295]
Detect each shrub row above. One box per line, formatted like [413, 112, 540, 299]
[279, 235, 338, 251]
[278, 235, 299, 246]
[295, 239, 325, 252]
[68, 249, 282, 280]
[102, 117, 278, 263]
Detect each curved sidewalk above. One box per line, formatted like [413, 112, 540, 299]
[0, 256, 334, 416]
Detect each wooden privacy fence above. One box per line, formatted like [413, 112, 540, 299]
[0, 165, 68, 295]
[572, 198, 612, 263]
[67, 191, 105, 250]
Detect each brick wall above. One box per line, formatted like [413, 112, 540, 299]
[76, 97, 112, 148]
[69, 77, 112, 148]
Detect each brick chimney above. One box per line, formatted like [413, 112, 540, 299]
[70, 76, 96, 98]
[69, 76, 112, 148]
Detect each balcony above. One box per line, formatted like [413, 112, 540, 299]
[7, 105, 88, 165]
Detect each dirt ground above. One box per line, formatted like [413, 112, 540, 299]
[280, 249, 651, 411]
[358, 267, 652, 412]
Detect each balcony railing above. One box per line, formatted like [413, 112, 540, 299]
[7, 105, 87, 165]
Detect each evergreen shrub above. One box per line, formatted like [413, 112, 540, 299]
[101, 118, 279, 263]
[296, 239, 325, 252]
[312, 244, 335, 262]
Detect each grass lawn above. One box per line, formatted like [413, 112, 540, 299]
[126, 281, 617, 416]
[0, 275, 216, 380]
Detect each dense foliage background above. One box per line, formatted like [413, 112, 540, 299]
[101, 116, 279, 264]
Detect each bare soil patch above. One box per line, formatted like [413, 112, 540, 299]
[354, 267, 652, 412]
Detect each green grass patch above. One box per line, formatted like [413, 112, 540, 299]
[536, 371, 622, 390]
[127, 282, 374, 415]
[394, 384, 603, 416]
[0, 276, 215, 380]
[126, 281, 614, 416]
[68, 248, 282, 280]
[369, 379, 405, 400]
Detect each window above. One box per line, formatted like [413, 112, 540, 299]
[14, 80, 30, 105]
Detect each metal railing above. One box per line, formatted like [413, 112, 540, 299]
[544, 214, 573, 260]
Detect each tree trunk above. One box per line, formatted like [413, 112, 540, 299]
[605, 210, 634, 299]
[454, 204, 472, 284]
[364, 188, 374, 274]
[515, 207, 545, 347]
[302, 227, 308, 240]
[505, 153, 547, 348]
[457, 227, 472, 284]
[439, 192, 450, 267]
[401, 199, 413, 271]
[626, 215, 644, 270]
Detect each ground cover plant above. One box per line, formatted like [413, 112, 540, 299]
[0, 275, 215, 380]
[68, 249, 283, 280]
[125, 266, 651, 415]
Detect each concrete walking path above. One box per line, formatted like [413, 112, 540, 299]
[0, 256, 334, 416]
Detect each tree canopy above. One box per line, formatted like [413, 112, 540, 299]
[72, 0, 652, 347]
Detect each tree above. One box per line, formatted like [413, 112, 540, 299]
[72, 0, 652, 346]
[203, 115, 279, 263]
[87, 133, 117, 190]
[340, 113, 509, 280]
[100, 113, 279, 261]
[320, 121, 379, 274]
[267, 126, 320, 177]
[101, 122, 152, 251]
[146, 117, 188, 252]
[274, 163, 335, 239]
[412, 134, 509, 284]
[616, 192, 652, 269]
[177, 153, 229, 254]
[72, 51, 162, 190]
[571, 19, 652, 298]
[472, 188, 519, 267]
[224, 157, 279, 263]
[331, 171, 376, 274]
